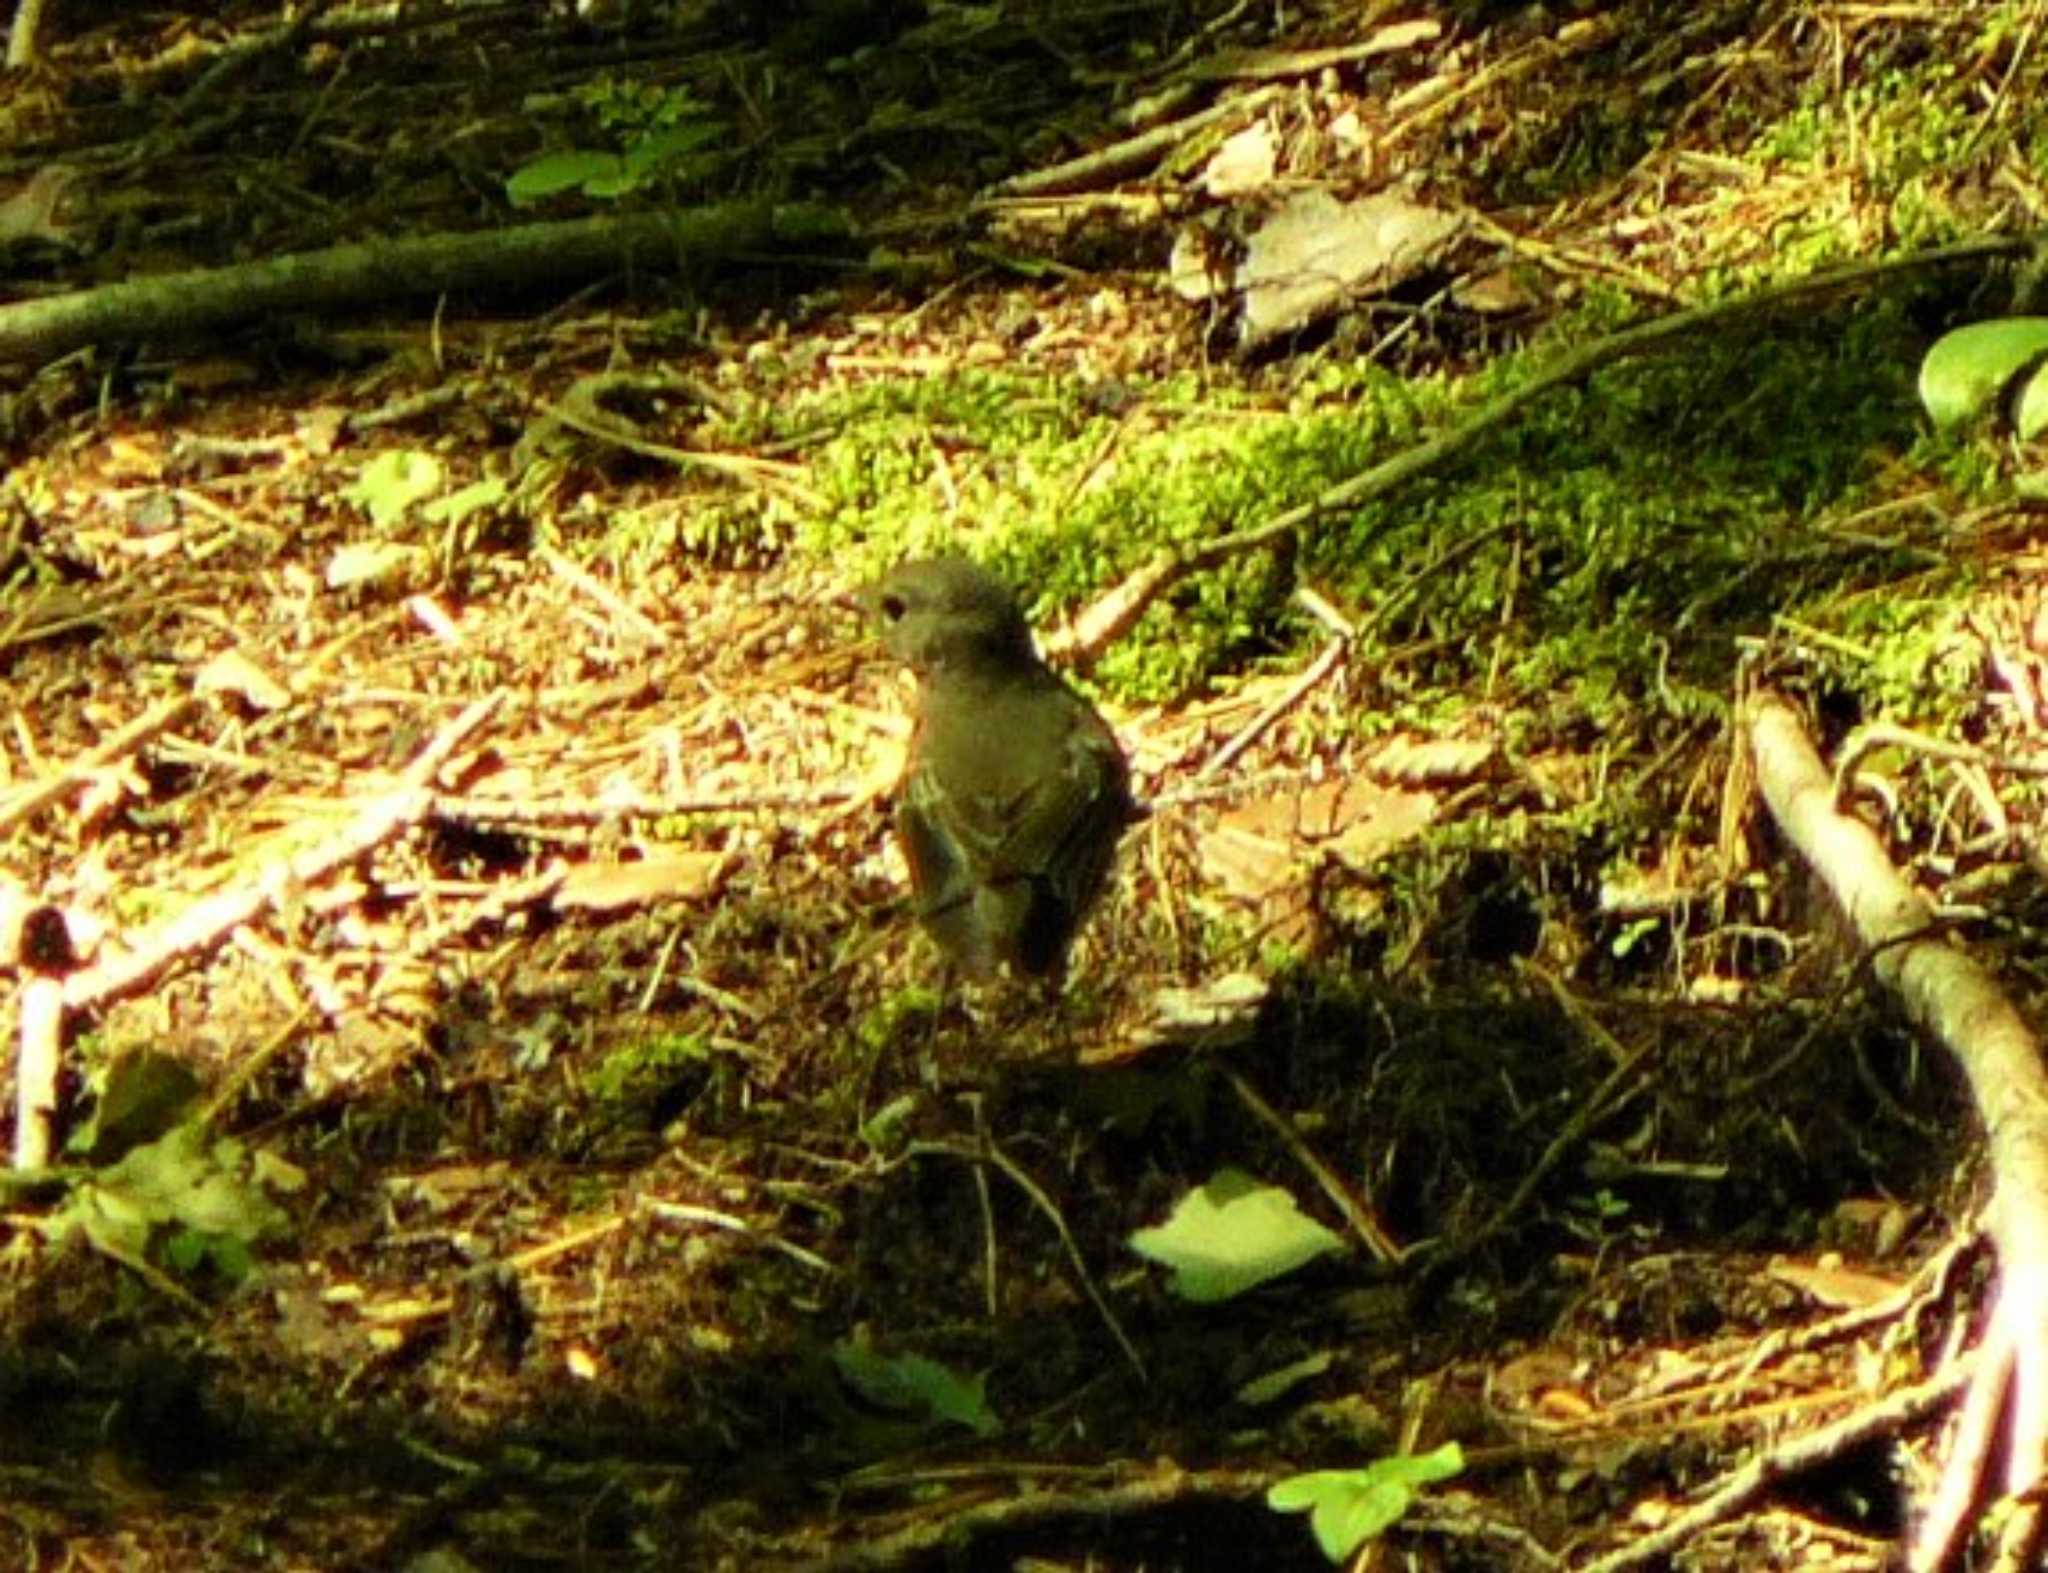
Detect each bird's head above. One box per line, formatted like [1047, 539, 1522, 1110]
[862, 556, 1037, 675]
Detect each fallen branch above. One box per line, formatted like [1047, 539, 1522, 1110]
[0, 202, 845, 364]
[1048, 233, 2038, 664]
[1747, 691, 2048, 1573]
[793, 1465, 1276, 1573]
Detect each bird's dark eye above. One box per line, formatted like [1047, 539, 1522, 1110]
[879, 593, 908, 622]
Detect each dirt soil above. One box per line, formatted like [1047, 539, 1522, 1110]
[0, 1, 2040, 1570]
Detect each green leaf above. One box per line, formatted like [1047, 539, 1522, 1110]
[1126, 1168, 1344, 1302]
[622, 121, 725, 178]
[1235, 1349, 1334, 1407]
[856, 1091, 921, 1152]
[1267, 1444, 1465, 1563]
[2019, 359, 2048, 441]
[1317, 1476, 1408, 1556]
[830, 1339, 1000, 1437]
[505, 150, 625, 206]
[1918, 317, 2048, 430]
[54, 1120, 290, 1279]
[72, 1050, 201, 1162]
[162, 1228, 209, 1274]
[345, 449, 445, 529]
[581, 165, 639, 201]
[68, 1173, 155, 1258]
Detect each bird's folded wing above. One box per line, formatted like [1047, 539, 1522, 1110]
[908, 728, 1121, 880]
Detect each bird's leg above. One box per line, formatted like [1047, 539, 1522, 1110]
[916, 958, 954, 1087]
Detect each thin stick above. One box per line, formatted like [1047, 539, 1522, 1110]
[982, 87, 1284, 199]
[1201, 637, 1347, 779]
[537, 544, 670, 648]
[1577, 1359, 1978, 1573]
[1223, 1068, 1401, 1263]
[918, 1138, 1147, 1384]
[433, 786, 855, 824]
[1420, 964, 1657, 1276]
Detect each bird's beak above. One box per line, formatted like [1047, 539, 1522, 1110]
[836, 580, 874, 618]
[837, 582, 884, 659]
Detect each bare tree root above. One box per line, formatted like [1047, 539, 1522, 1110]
[1747, 691, 2048, 1573]
[1579, 1360, 1977, 1573]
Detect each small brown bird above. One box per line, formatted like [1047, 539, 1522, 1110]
[862, 556, 1135, 979]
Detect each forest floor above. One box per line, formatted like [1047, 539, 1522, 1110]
[2, 0, 2045, 1569]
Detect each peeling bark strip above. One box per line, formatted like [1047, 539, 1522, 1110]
[1746, 692, 2048, 1572]
[0, 202, 847, 364]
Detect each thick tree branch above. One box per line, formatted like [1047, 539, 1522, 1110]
[0, 202, 846, 364]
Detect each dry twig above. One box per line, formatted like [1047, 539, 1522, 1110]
[980, 87, 1284, 199]
[65, 695, 501, 1014]
[0, 694, 197, 837]
[1222, 1068, 1401, 1263]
